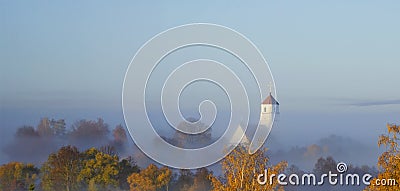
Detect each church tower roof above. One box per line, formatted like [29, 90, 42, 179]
[262, 93, 279, 105]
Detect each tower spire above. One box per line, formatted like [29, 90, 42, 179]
[268, 81, 272, 94]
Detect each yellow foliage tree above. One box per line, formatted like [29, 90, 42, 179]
[0, 162, 38, 191]
[127, 164, 172, 191]
[365, 124, 400, 191]
[209, 146, 287, 191]
[79, 147, 120, 190]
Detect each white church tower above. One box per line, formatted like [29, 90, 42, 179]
[260, 91, 279, 127]
[230, 86, 279, 146]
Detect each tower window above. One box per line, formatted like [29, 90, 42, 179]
[264, 107, 266, 113]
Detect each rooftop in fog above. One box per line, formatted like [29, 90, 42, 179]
[262, 93, 279, 105]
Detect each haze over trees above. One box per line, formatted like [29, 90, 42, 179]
[69, 118, 110, 148]
[2, 118, 129, 164]
[0, 118, 393, 191]
[163, 118, 213, 149]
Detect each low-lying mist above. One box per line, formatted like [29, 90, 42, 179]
[1, 118, 129, 165]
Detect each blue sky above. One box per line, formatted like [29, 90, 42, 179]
[1, 0, 400, 166]
[2, 1, 399, 110]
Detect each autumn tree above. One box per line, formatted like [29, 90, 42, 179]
[0, 162, 39, 191]
[209, 146, 287, 191]
[41, 145, 81, 191]
[117, 156, 140, 190]
[365, 124, 400, 191]
[169, 168, 212, 191]
[127, 164, 171, 191]
[78, 147, 119, 190]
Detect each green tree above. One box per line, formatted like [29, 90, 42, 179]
[127, 164, 171, 191]
[209, 146, 287, 191]
[365, 124, 400, 191]
[41, 145, 81, 191]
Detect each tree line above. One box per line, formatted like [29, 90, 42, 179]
[0, 144, 285, 191]
[0, 118, 398, 191]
